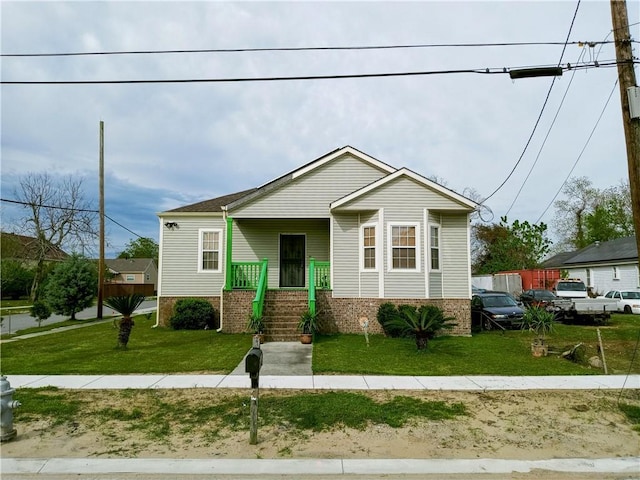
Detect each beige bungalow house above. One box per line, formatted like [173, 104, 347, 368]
[156, 146, 477, 339]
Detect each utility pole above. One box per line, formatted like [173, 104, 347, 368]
[610, 0, 640, 257]
[97, 121, 105, 319]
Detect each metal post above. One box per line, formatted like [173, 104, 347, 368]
[249, 335, 260, 445]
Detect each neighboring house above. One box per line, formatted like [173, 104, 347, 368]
[105, 258, 158, 294]
[542, 236, 639, 295]
[0, 232, 69, 264]
[156, 146, 478, 338]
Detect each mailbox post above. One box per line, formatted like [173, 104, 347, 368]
[245, 336, 263, 444]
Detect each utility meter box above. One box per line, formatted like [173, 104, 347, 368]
[629, 86, 640, 119]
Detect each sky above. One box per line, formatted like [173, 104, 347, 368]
[1, 1, 638, 258]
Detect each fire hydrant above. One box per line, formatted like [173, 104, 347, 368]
[0, 375, 21, 442]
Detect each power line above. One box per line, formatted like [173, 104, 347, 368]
[0, 40, 619, 58]
[505, 50, 587, 216]
[481, 0, 581, 206]
[0, 60, 625, 85]
[534, 78, 619, 224]
[0, 197, 148, 240]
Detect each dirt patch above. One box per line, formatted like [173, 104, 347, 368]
[2, 388, 639, 460]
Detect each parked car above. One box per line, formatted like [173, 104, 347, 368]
[471, 292, 525, 330]
[599, 290, 640, 314]
[519, 289, 558, 308]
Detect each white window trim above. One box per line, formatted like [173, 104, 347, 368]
[428, 223, 441, 272]
[613, 266, 620, 280]
[198, 228, 222, 273]
[387, 222, 421, 272]
[360, 223, 378, 272]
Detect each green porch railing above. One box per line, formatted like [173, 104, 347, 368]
[230, 261, 263, 289]
[252, 258, 268, 318]
[309, 258, 317, 316]
[314, 261, 331, 290]
[308, 259, 330, 316]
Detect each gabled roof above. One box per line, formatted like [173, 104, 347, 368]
[105, 258, 157, 274]
[163, 189, 257, 214]
[562, 236, 637, 266]
[0, 232, 69, 261]
[225, 145, 396, 211]
[541, 251, 578, 269]
[330, 168, 478, 210]
[543, 236, 638, 268]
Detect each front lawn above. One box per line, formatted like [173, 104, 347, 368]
[313, 313, 640, 375]
[0, 314, 249, 374]
[1, 312, 638, 376]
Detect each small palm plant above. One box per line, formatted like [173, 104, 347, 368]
[522, 306, 555, 356]
[104, 294, 145, 349]
[387, 304, 456, 350]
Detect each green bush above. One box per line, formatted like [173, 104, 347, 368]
[377, 302, 402, 337]
[169, 298, 217, 330]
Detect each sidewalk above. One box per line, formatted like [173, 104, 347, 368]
[8, 373, 640, 390]
[3, 456, 639, 477]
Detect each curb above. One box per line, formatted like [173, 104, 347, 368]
[3, 457, 639, 475]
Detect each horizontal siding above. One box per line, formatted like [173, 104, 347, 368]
[568, 264, 640, 294]
[231, 154, 388, 218]
[233, 218, 329, 288]
[429, 272, 443, 297]
[360, 273, 379, 297]
[440, 214, 471, 298]
[335, 176, 472, 212]
[332, 214, 359, 297]
[159, 216, 226, 296]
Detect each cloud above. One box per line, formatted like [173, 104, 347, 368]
[1, 0, 637, 254]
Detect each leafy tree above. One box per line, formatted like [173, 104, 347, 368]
[104, 294, 145, 348]
[12, 173, 97, 300]
[0, 259, 34, 299]
[118, 237, 159, 263]
[553, 177, 633, 251]
[44, 254, 97, 320]
[30, 300, 51, 327]
[583, 182, 635, 245]
[473, 216, 551, 274]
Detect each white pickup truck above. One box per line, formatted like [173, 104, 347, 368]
[550, 297, 617, 324]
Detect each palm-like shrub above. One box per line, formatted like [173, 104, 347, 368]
[104, 294, 145, 349]
[522, 306, 555, 341]
[386, 304, 456, 350]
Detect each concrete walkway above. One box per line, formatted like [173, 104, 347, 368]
[8, 372, 640, 391]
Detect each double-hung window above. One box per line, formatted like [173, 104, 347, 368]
[389, 223, 420, 271]
[429, 224, 440, 271]
[361, 224, 376, 270]
[199, 229, 221, 272]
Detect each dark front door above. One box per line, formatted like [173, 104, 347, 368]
[280, 234, 305, 287]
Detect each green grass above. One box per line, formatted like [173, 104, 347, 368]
[313, 313, 640, 375]
[260, 391, 466, 430]
[2, 312, 638, 376]
[14, 389, 468, 442]
[1, 314, 250, 374]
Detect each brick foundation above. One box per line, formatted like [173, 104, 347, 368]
[158, 292, 471, 336]
[316, 292, 471, 336]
